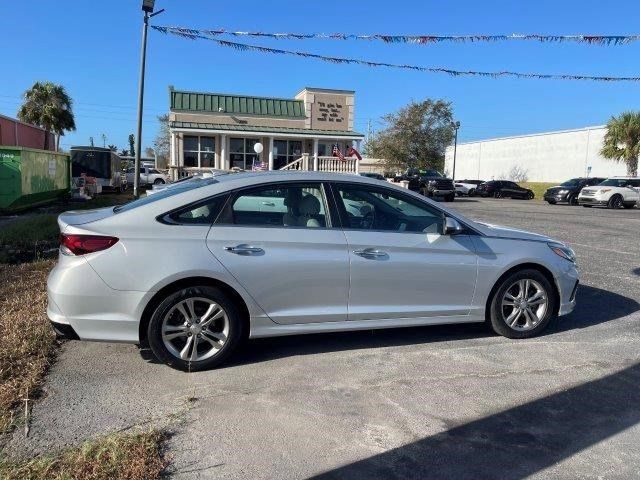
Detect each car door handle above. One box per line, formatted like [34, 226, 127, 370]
[224, 245, 264, 255]
[353, 248, 388, 259]
[261, 201, 276, 206]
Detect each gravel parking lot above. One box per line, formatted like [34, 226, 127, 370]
[6, 198, 640, 479]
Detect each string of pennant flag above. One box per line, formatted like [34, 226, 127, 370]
[152, 26, 640, 45]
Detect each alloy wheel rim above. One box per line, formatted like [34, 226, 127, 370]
[501, 279, 548, 331]
[613, 196, 622, 208]
[161, 297, 229, 362]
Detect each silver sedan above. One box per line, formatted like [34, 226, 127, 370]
[47, 171, 578, 370]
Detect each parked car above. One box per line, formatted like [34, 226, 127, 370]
[125, 166, 169, 187]
[48, 171, 578, 371]
[543, 177, 605, 205]
[578, 177, 640, 209]
[359, 172, 386, 181]
[455, 180, 484, 197]
[476, 180, 534, 199]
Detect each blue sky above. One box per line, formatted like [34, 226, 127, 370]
[2, 0, 639, 150]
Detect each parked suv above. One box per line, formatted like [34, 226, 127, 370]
[476, 180, 534, 199]
[578, 177, 640, 209]
[544, 177, 605, 206]
[400, 168, 455, 201]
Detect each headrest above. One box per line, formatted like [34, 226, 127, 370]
[299, 194, 321, 215]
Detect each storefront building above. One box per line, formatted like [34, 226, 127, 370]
[168, 86, 365, 174]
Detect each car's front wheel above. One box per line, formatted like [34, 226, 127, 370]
[154, 178, 165, 185]
[489, 269, 557, 339]
[147, 286, 245, 371]
[608, 194, 623, 209]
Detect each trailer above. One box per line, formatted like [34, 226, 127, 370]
[70, 146, 126, 192]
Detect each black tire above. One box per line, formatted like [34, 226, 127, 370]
[147, 286, 245, 371]
[567, 194, 578, 206]
[445, 193, 455, 202]
[607, 194, 623, 209]
[526, 191, 534, 200]
[494, 191, 502, 199]
[547, 199, 556, 205]
[489, 269, 557, 339]
[154, 178, 165, 185]
[468, 188, 476, 197]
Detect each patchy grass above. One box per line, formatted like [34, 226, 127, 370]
[0, 260, 56, 434]
[0, 430, 167, 480]
[520, 182, 556, 200]
[0, 215, 59, 249]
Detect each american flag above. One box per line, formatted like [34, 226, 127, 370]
[332, 144, 345, 161]
[252, 158, 268, 171]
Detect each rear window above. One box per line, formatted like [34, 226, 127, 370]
[113, 178, 218, 213]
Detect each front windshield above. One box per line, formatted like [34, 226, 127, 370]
[598, 178, 629, 187]
[560, 178, 580, 187]
[113, 177, 219, 213]
[419, 170, 443, 177]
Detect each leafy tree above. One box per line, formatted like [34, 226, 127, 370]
[128, 134, 135, 158]
[153, 114, 171, 164]
[17, 81, 76, 151]
[365, 100, 454, 173]
[119, 149, 130, 157]
[601, 112, 640, 176]
[107, 144, 118, 152]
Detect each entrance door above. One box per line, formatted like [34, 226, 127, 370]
[331, 182, 478, 321]
[207, 181, 349, 324]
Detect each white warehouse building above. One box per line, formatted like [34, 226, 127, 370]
[444, 125, 627, 182]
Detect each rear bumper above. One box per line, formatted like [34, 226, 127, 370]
[47, 255, 147, 343]
[431, 189, 455, 196]
[49, 320, 80, 340]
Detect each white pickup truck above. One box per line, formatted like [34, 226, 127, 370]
[125, 166, 169, 187]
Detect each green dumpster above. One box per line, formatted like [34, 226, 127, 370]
[0, 146, 70, 213]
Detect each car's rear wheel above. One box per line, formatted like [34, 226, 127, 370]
[494, 191, 502, 199]
[547, 199, 556, 205]
[567, 194, 578, 206]
[154, 178, 165, 185]
[608, 194, 623, 209]
[147, 286, 244, 371]
[445, 193, 455, 202]
[489, 269, 557, 339]
[526, 191, 534, 200]
[468, 188, 476, 196]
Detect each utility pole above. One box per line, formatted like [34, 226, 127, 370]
[367, 119, 372, 143]
[89, 136, 94, 147]
[451, 121, 460, 180]
[101, 133, 107, 148]
[135, 0, 164, 198]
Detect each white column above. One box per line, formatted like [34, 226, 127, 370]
[170, 131, 176, 166]
[220, 134, 227, 170]
[268, 137, 274, 170]
[313, 138, 319, 171]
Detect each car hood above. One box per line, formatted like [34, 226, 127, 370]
[474, 222, 552, 242]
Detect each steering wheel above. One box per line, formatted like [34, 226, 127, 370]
[361, 210, 376, 229]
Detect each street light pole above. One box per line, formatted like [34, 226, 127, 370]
[134, 1, 164, 198]
[451, 121, 461, 181]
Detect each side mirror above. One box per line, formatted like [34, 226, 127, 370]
[444, 217, 463, 235]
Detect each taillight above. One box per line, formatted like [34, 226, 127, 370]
[59, 234, 119, 256]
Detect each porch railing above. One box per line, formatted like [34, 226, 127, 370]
[279, 153, 310, 171]
[317, 156, 358, 174]
[168, 166, 218, 181]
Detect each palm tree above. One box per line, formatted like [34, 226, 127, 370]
[17, 81, 76, 151]
[601, 112, 640, 176]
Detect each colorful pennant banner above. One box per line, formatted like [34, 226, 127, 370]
[152, 26, 640, 82]
[153, 25, 640, 46]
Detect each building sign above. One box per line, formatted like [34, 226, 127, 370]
[310, 93, 351, 131]
[316, 101, 345, 124]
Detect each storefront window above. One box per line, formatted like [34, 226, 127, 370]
[183, 136, 216, 168]
[229, 138, 261, 170]
[273, 139, 304, 170]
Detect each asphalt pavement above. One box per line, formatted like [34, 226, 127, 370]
[5, 198, 640, 479]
